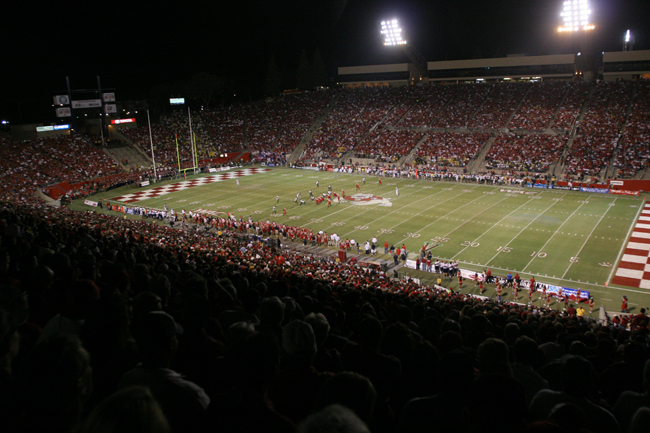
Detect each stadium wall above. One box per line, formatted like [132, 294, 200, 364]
[602, 50, 650, 81]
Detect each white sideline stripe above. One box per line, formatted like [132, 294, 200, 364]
[635, 223, 650, 230]
[622, 254, 648, 264]
[632, 231, 650, 239]
[639, 216, 650, 221]
[640, 280, 650, 289]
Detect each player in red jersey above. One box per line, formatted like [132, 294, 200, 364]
[356, 183, 360, 190]
[589, 297, 595, 314]
[379, 178, 383, 185]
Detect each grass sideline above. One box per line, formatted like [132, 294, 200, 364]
[72, 165, 650, 313]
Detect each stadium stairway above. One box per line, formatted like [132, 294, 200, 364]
[398, 133, 429, 166]
[504, 84, 532, 131]
[547, 84, 572, 131]
[554, 84, 598, 179]
[288, 93, 341, 163]
[466, 134, 497, 173]
[104, 145, 152, 171]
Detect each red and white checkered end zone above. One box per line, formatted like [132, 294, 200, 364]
[612, 202, 650, 289]
[110, 168, 271, 204]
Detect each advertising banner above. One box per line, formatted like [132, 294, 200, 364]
[83, 200, 98, 207]
[609, 189, 639, 196]
[71, 99, 102, 109]
[580, 187, 609, 194]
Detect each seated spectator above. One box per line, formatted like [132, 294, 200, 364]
[82, 386, 171, 433]
[298, 404, 370, 433]
[119, 310, 209, 432]
[18, 334, 93, 433]
[203, 331, 295, 433]
[529, 356, 620, 433]
[612, 359, 650, 433]
[269, 319, 333, 424]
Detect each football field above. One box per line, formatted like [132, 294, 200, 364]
[92, 166, 650, 312]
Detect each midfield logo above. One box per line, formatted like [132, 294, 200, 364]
[344, 193, 393, 207]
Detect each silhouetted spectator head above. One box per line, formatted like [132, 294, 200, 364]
[183, 274, 208, 299]
[21, 334, 93, 432]
[83, 386, 171, 433]
[0, 285, 28, 326]
[0, 307, 19, 373]
[629, 407, 650, 433]
[561, 356, 596, 397]
[282, 319, 317, 366]
[314, 372, 377, 423]
[548, 403, 586, 431]
[569, 340, 588, 357]
[132, 292, 162, 318]
[469, 374, 527, 433]
[504, 322, 520, 345]
[513, 335, 541, 366]
[65, 279, 100, 320]
[298, 404, 370, 433]
[148, 274, 171, 307]
[438, 349, 474, 391]
[356, 315, 383, 351]
[477, 337, 512, 377]
[439, 330, 464, 354]
[226, 321, 256, 354]
[232, 331, 280, 392]
[440, 318, 461, 334]
[130, 311, 181, 368]
[642, 359, 650, 392]
[259, 296, 284, 327]
[305, 312, 330, 346]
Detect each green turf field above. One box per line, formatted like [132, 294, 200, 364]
[79, 166, 650, 312]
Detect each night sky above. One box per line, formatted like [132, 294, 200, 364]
[2, 0, 649, 123]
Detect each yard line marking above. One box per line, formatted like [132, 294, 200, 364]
[339, 185, 477, 238]
[451, 194, 543, 260]
[561, 197, 617, 279]
[519, 196, 591, 272]
[486, 193, 568, 266]
[391, 190, 510, 248]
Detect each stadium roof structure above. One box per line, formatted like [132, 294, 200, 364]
[338, 51, 650, 86]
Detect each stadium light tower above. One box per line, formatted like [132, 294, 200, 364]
[557, 1, 596, 80]
[624, 30, 635, 51]
[380, 18, 428, 84]
[381, 20, 407, 46]
[558, 0, 595, 32]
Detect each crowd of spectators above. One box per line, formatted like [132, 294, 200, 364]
[415, 132, 491, 167]
[469, 83, 530, 129]
[0, 191, 649, 432]
[564, 82, 633, 179]
[305, 88, 393, 161]
[509, 82, 568, 131]
[485, 134, 568, 173]
[552, 82, 591, 132]
[0, 135, 123, 202]
[613, 81, 650, 178]
[432, 84, 493, 128]
[396, 85, 458, 128]
[3, 79, 650, 431]
[353, 130, 424, 162]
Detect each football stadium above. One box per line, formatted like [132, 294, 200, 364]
[2, 1, 650, 432]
